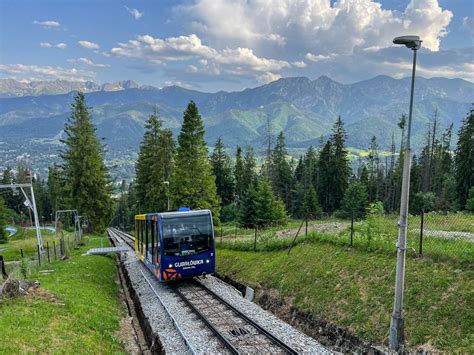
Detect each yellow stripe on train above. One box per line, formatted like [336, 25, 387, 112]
[135, 214, 146, 220]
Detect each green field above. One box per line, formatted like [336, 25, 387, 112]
[0, 235, 128, 353]
[216, 243, 474, 352]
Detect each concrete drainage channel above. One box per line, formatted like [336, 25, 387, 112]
[107, 230, 331, 354]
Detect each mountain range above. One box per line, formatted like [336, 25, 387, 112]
[0, 75, 472, 164]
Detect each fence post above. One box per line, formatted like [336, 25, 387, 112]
[254, 227, 257, 252]
[37, 245, 41, 266]
[20, 249, 24, 258]
[0, 255, 8, 280]
[305, 214, 308, 236]
[47, 242, 50, 263]
[419, 209, 424, 256]
[220, 225, 223, 245]
[53, 241, 57, 260]
[350, 212, 354, 247]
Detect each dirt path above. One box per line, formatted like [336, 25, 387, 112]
[275, 222, 349, 240]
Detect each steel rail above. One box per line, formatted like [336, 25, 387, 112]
[176, 280, 298, 354]
[108, 228, 297, 354]
[107, 228, 196, 355]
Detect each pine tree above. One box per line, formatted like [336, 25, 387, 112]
[60, 92, 112, 232]
[0, 167, 16, 210]
[330, 116, 351, 211]
[254, 179, 287, 228]
[234, 146, 245, 203]
[270, 131, 292, 209]
[367, 136, 380, 202]
[317, 140, 332, 211]
[340, 182, 369, 219]
[242, 147, 257, 189]
[303, 186, 322, 219]
[210, 137, 235, 206]
[173, 101, 220, 220]
[239, 182, 258, 228]
[47, 165, 68, 213]
[135, 112, 176, 212]
[454, 109, 474, 208]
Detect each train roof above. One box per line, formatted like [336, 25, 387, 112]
[135, 209, 211, 220]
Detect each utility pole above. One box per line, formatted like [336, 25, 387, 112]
[390, 35, 422, 351]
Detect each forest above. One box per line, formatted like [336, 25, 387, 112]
[0, 93, 473, 235]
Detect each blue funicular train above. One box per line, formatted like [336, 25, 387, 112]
[134, 208, 215, 282]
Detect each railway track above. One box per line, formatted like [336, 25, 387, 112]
[107, 227, 298, 354]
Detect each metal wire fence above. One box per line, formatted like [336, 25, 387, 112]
[218, 211, 474, 263]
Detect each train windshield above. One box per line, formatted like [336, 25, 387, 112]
[161, 213, 214, 256]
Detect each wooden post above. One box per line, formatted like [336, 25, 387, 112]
[47, 242, 50, 263]
[53, 241, 57, 260]
[0, 255, 8, 279]
[20, 249, 24, 258]
[254, 227, 257, 252]
[350, 213, 354, 247]
[37, 245, 41, 266]
[305, 214, 308, 236]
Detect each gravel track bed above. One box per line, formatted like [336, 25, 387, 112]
[113, 230, 331, 354]
[119, 244, 229, 354]
[199, 275, 332, 354]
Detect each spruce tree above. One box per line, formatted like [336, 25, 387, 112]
[303, 186, 322, 219]
[317, 140, 332, 211]
[60, 92, 112, 232]
[271, 131, 292, 209]
[210, 137, 235, 206]
[242, 147, 257, 188]
[239, 182, 258, 228]
[254, 179, 287, 228]
[173, 101, 220, 220]
[47, 165, 68, 213]
[330, 116, 351, 211]
[234, 146, 245, 203]
[135, 112, 176, 212]
[455, 109, 474, 208]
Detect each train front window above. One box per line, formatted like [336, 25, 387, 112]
[162, 214, 214, 256]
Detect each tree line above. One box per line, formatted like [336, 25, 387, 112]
[0, 94, 472, 235]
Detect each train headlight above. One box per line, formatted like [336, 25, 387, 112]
[206, 259, 210, 264]
[168, 264, 173, 268]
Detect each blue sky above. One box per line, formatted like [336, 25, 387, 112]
[0, 0, 472, 92]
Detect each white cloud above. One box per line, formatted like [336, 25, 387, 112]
[0, 64, 96, 81]
[67, 57, 110, 68]
[78, 40, 100, 49]
[110, 33, 290, 79]
[292, 61, 307, 68]
[125, 6, 144, 20]
[180, 0, 453, 54]
[257, 72, 282, 84]
[162, 81, 193, 89]
[305, 53, 335, 62]
[40, 42, 67, 49]
[463, 17, 474, 37]
[33, 20, 60, 28]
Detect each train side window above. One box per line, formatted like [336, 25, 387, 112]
[145, 220, 149, 256]
[140, 220, 144, 255]
[151, 219, 155, 259]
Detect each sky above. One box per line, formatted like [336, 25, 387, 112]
[0, 0, 473, 92]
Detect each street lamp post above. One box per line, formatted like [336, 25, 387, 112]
[390, 35, 422, 351]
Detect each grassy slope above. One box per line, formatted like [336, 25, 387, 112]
[0, 235, 126, 353]
[217, 243, 474, 352]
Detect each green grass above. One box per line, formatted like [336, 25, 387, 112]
[0, 234, 127, 353]
[0, 228, 64, 262]
[217, 244, 474, 352]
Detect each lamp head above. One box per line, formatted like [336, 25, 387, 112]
[393, 35, 422, 50]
